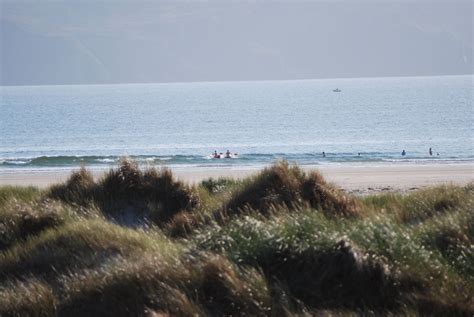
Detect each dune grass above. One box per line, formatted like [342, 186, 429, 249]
[48, 159, 200, 226]
[223, 162, 359, 217]
[0, 199, 68, 251]
[0, 278, 56, 317]
[0, 186, 40, 209]
[0, 161, 472, 316]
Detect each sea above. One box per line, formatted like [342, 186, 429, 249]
[1, 75, 473, 173]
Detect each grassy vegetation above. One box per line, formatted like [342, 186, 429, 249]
[0, 186, 40, 207]
[0, 160, 472, 316]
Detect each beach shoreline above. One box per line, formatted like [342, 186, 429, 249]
[1, 163, 472, 194]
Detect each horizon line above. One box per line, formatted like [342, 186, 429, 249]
[1, 73, 472, 88]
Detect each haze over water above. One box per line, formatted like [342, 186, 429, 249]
[1, 75, 473, 171]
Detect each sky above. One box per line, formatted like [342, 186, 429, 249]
[0, 0, 472, 85]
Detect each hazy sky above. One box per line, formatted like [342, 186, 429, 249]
[1, 0, 472, 85]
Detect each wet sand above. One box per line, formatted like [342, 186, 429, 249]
[1, 163, 472, 194]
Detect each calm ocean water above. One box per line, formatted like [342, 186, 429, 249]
[1, 75, 473, 172]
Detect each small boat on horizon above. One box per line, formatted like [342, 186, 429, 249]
[333, 88, 341, 92]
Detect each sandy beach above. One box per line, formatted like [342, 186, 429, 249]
[1, 163, 472, 194]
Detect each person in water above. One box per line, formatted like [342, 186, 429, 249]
[213, 150, 220, 158]
[225, 150, 231, 158]
[401, 149, 406, 156]
[322, 151, 326, 158]
[429, 147, 433, 156]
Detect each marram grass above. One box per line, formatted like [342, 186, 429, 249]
[0, 161, 472, 316]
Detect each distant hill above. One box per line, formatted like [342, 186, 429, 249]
[1, 1, 472, 85]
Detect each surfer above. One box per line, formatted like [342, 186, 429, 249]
[401, 150, 406, 156]
[213, 150, 220, 159]
[225, 150, 231, 158]
[322, 151, 326, 158]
